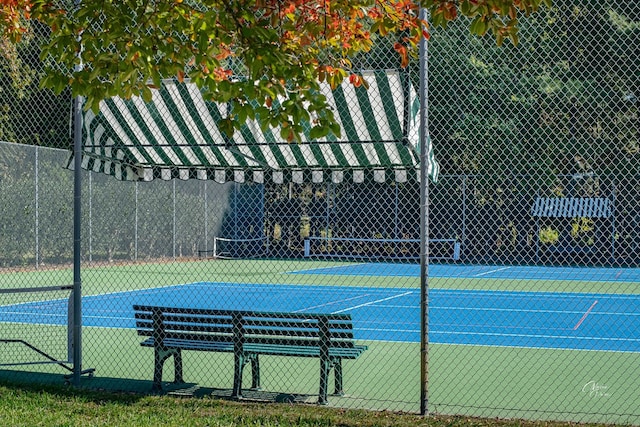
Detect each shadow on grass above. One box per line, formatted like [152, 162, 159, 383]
[0, 369, 313, 405]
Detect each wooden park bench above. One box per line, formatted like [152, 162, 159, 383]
[133, 305, 368, 404]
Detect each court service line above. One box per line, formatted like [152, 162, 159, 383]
[473, 266, 511, 277]
[437, 329, 640, 344]
[573, 300, 598, 330]
[331, 291, 416, 314]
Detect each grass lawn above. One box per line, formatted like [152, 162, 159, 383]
[0, 379, 625, 427]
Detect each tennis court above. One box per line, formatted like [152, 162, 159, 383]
[1, 262, 638, 353]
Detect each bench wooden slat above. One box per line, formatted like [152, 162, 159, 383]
[240, 311, 351, 321]
[243, 328, 321, 338]
[137, 323, 234, 334]
[137, 325, 354, 341]
[140, 338, 366, 357]
[241, 337, 325, 347]
[165, 333, 234, 342]
[243, 343, 367, 358]
[141, 337, 235, 352]
[243, 319, 353, 329]
[134, 305, 352, 320]
[135, 312, 234, 325]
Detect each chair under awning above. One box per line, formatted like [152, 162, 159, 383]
[71, 69, 439, 184]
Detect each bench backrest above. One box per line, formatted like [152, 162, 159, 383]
[133, 305, 357, 349]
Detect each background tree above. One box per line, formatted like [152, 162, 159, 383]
[426, 0, 640, 262]
[0, 20, 69, 149]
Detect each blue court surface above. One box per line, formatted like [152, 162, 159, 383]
[0, 281, 638, 353]
[289, 262, 640, 282]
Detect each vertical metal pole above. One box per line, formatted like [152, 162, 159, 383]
[35, 146, 39, 269]
[461, 174, 467, 257]
[418, 7, 430, 416]
[135, 181, 139, 261]
[204, 181, 208, 253]
[72, 87, 83, 387]
[234, 183, 239, 239]
[535, 188, 540, 264]
[88, 172, 92, 263]
[261, 184, 268, 254]
[173, 179, 176, 259]
[326, 182, 331, 236]
[72, 1, 84, 384]
[395, 185, 400, 239]
[611, 178, 616, 263]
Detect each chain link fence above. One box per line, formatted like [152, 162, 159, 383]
[1, 2, 639, 424]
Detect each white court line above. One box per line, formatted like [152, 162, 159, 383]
[284, 263, 362, 275]
[436, 306, 587, 314]
[434, 330, 640, 343]
[473, 266, 511, 277]
[293, 294, 374, 313]
[331, 291, 416, 314]
[352, 326, 640, 344]
[0, 311, 65, 319]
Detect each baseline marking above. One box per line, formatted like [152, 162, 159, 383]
[574, 300, 598, 330]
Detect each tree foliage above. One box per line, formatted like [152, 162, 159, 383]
[0, 23, 70, 148]
[427, 0, 640, 180]
[0, 0, 549, 141]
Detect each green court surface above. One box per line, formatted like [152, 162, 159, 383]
[0, 259, 638, 424]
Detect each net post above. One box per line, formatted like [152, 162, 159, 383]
[304, 238, 310, 257]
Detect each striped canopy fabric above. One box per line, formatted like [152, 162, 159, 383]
[74, 70, 439, 184]
[531, 197, 613, 218]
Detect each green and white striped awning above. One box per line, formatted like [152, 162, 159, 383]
[531, 197, 612, 218]
[75, 70, 438, 184]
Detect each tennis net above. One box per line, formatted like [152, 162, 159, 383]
[212, 236, 270, 259]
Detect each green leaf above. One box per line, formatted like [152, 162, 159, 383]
[141, 86, 153, 103]
[329, 122, 342, 137]
[309, 125, 329, 140]
[218, 118, 235, 139]
[470, 17, 489, 36]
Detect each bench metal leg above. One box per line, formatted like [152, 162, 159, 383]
[153, 347, 182, 392]
[173, 349, 184, 384]
[233, 353, 261, 397]
[250, 354, 260, 390]
[232, 352, 244, 398]
[333, 358, 344, 396]
[319, 358, 345, 403]
[318, 358, 330, 405]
